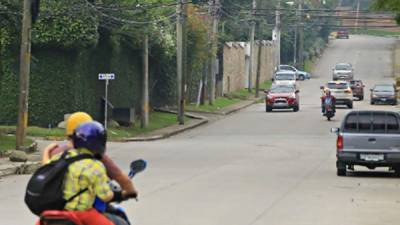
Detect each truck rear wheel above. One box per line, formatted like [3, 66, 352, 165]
[394, 166, 400, 177]
[337, 160, 346, 176]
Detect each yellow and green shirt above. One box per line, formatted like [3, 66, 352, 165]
[49, 148, 113, 211]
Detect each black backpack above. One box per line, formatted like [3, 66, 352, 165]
[25, 151, 93, 216]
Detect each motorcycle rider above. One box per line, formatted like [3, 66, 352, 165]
[41, 112, 138, 201]
[321, 89, 336, 114]
[40, 121, 116, 225]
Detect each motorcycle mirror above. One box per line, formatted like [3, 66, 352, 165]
[295, 90, 300, 93]
[130, 159, 147, 175]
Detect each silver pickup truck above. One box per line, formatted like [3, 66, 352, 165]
[332, 110, 400, 176]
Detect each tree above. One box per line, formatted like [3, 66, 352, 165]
[373, 0, 400, 24]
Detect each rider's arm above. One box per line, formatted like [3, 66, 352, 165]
[93, 163, 114, 203]
[102, 155, 138, 197]
[41, 143, 58, 164]
[116, 173, 138, 198]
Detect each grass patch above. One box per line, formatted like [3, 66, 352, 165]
[107, 112, 187, 139]
[0, 126, 65, 139]
[186, 80, 272, 113]
[0, 112, 186, 141]
[0, 135, 33, 152]
[186, 98, 241, 112]
[304, 59, 316, 73]
[351, 29, 400, 37]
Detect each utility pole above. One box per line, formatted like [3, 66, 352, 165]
[182, 0, 188, 106]
[255, 37, 262, 98]
[208, 0, 219, 105]
[355, 0, 360, 31]
[275, 0, 281, 66]
[201, 0, 214, 106]
[176, 0, 185, 124]
[293, 28, 297, 64]
[16, 0, 32, 150]
[298, 0, 304, 70]
[248, 0, 256, 93]
[141, 33, 149, 128]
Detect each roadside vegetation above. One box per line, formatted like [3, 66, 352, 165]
[351, 29, 400, 37]
[0, 112, 185, 141]
[0, 135, 33, 152]
[186, 81, 272, 113]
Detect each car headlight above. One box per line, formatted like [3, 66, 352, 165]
[372, 94, 378, 98]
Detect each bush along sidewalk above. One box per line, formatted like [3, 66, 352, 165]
[186, 81, 272, 113]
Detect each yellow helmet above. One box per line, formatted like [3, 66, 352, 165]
[66, 112, 93, 136]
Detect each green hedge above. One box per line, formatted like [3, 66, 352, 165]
[0, 32, 178, 127]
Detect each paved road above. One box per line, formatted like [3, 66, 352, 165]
[1, 35, 399, 225]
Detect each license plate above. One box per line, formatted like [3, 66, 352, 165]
[360, 154, 384, 161]
[381, 98, 387, 101]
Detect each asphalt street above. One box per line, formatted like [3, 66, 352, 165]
[1, 35, 399, 225]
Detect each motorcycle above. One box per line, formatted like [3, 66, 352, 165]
[37, 159, 147, 225]
[323, 97, 335, 121]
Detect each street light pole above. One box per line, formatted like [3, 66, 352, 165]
[16, 0, 32, 150]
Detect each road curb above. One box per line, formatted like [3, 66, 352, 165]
[219, 98, 262, 115]
[0, 161, 41, 178]
[180, 97, 263, 116]
[120, 118, 208, 142]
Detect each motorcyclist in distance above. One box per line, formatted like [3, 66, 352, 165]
[321, 89, 336, 114]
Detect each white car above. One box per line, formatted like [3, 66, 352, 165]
[273, 71, 298, 89]
[278, 65, 311, 80]
[333, 63, 354, 81]
[322, 81, 353, 108]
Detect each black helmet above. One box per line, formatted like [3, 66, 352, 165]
[72, 121, 107, 158]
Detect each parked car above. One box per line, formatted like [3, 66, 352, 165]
[273, 71, 298, 89]
[336, 29, 349, 39]
[333, 63, 354, 81]
[332, 110, 400, 176]
[265, 85, 300, 112]
[322, 81, 353, 108]
[278, 65, 311, 80]
[350, 80, 365, 100]
[370, 84, 398, 105]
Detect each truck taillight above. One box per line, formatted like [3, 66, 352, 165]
[337, 135, 343, 151]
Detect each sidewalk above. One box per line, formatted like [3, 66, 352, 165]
[0, 96, 262, 178]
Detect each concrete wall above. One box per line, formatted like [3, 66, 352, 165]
[223, 41, 277, 94]
[393, 40, 400, 79]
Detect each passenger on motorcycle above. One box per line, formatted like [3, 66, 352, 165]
[40, 121, 115, 225]
[41, 112, 138, 200]
[321, 90, 336, 113]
